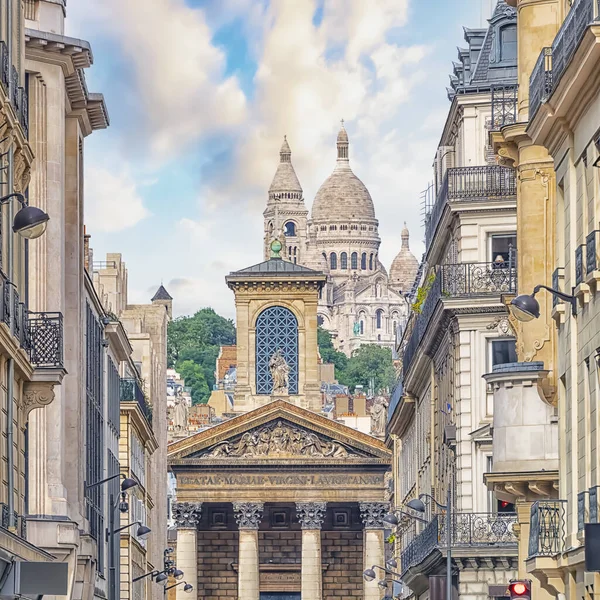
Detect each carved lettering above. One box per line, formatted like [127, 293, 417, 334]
[178, 473, 384, 487]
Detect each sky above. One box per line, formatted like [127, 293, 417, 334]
[66, 0, 496, 319]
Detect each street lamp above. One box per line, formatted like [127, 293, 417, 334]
[362, 565, 402, 582]
[382, 508, 429, 527]
[510, 284, 576, 320]
[109, 521, 151, 541]
[165, 581, 194, 593]
[0, 193, 49, 239]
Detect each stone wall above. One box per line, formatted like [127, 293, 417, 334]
[322, 531, 363, 599]
[259, 531, 301, 564]
[197, 531, 239, 599]
[458, 566, 517, 600]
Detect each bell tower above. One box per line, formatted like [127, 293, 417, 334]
[263, 137, 308, 265]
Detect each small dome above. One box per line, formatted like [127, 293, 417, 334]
[311, 124, 376, 221]
[269, 136, 302, 195]
[390, 223, 419, 292]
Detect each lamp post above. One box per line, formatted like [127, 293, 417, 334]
[165, 582, 194, 594]
[510, 284, 577, 320]
[85, 474, 139, 600]
[0, 193, 50, 239]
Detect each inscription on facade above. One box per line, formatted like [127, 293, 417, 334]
[179, 473, 384, 487]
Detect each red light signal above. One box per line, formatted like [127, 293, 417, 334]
[509, 580, 531, 600]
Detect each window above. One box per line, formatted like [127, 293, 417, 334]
[341, 253, 348, 269]
[284, 221, 296, 236]
[490, 234, 517, 265]
[351, 252, 358, 270]
[330, 253, 337, 270]
[131, 433, 145, 486]
[361, 253, 367, 270]
[369, 254, 374, 270]
[500, 26, 517, 61]
[490, 339, 517, 367]
[376, 309, 384, 329]
[317, 315, 324, 326]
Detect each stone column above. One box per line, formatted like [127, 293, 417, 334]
[360, 503, 389, 600]
[233, 502, 264, 600]
[172, 502, 202, 600]
[296, 502, 326, 600]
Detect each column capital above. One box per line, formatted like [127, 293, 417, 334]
[296, 502, 327, 530]
[233, 502, 264, 529]
[359, 502, 390, 529]
[173, 502, 202, 529]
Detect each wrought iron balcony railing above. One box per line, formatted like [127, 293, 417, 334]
[529, 0, 599, 120]
[425, 166, 517, 247]
[1, 503, 27, 539]
[26, 312, 64, 369]
[491, 85, 518, 130]
[0, 42, 8, 93]
[575, 244, 586, 286]
[441, 260, 517, 297]
[528, 500, 567, 558]
[401, 512, 518, 575]
[586, 230, 599, 274]
[590, 486, 599, 524]
[120, 377, 153, 425]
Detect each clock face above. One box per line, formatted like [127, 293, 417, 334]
[271, 239, 282, 254]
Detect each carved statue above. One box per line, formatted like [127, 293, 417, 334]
[204, 420, 353, 459]
[173, 397, 189, 432]
[269, 350, 290, 394]
[353, 321, 360, 336]
[370, 396, 389, 437]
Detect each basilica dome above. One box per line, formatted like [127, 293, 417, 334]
[390, 223, 419, 292]
[311, 126, 376, 222]
[269, 136, 302, 197]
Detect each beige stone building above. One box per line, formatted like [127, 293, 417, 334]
[502, 0, 600, 597]
[263, 127, 418, 356]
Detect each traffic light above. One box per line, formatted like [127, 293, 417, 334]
[508, 580, 531, 600]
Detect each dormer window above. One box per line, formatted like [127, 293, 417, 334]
[500, 25, 517, 62]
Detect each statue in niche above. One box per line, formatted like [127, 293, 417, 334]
[204, 420, 352, 459]
[269, 349, 290, 394]
[370, 395, 389, 437]
[173, 396, 189, 431]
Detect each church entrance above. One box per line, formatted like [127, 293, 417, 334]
[260, 594, 301, 600]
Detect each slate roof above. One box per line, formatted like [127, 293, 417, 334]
[228, 258, 324, 277]
[152, 284, 173, 301]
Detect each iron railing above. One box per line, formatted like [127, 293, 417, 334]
[552, 267, 565, 307]
[441, 260, 517, 297]
[0, 42, 8, 93]
[27, 312, 64, 368]
[401, 512, 517, 574]
[92, 261, 118, 270]
[578, 491, 587, 532]
[1, 503, 27, 539]
[1, 274, 11, 328]
[426, 166, 517, 247]
[19, 87, 28, 138]
[529, 0, 598, 119]
[590, 486, 599, 524]
[586, 230, 599, 274]
[491, 85, 518, 130]
[120, 377, 152, 425]
[575, 244, 586, 286]
[528, 500, 567, 557]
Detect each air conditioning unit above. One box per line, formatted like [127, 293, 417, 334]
[0, 561, 68, 598]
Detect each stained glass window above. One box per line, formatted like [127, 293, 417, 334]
[256, 306, 299, 395]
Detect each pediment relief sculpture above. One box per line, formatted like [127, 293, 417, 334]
[197, 419, 362, 459]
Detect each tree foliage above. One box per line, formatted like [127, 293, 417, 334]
[317, 326, 394, 393]
[168, 308, 236, 404]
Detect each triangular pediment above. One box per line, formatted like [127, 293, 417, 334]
[168, 400, 390, 464]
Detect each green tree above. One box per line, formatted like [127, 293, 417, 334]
[177, 360, 211, 405]
[343, 344, 395, 393]
[317, 326, 348, 378]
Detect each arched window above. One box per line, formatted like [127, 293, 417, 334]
[351, 252, 358, 270]
[330, 253, 337, 270]
[361, 253, 367, 270]
[360, 321, 364, 335]
[255, 306, 298, 395]
[359, 311, 366, 335]
[341, 253, 348, 269]
[317, 315, 324, 326]
[376, 309, 384, 329]
[269, 222, 274, 233]
[369, 254, 374, 270]
[284, 221, 296, 236]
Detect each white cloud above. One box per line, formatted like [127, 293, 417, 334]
[85, 166, 150, 232]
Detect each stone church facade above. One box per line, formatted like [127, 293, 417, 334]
[263, 127, 419, 356]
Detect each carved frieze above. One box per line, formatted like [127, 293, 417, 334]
[359, 502, 390, 529]
[296, 502, 326, 530]
[233, 502, 264, 529]
[172, 502, 202, 528]
[199, 419, 357, 460]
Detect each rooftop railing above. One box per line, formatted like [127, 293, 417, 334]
[425, 166, 517, 247]
[120, 377, 153, 426]
[529, 0, 599, 120]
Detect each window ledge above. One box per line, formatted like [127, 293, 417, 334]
[585, 270, 600, 289]
[575, 282, 590, 305]
[551, 303, 566, 325]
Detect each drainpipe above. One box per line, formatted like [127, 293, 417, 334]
[6, 0, 16, 531]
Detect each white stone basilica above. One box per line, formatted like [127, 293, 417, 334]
[263, 125, 419, 356]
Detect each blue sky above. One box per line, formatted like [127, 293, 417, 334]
[67, 0, 496, 318]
